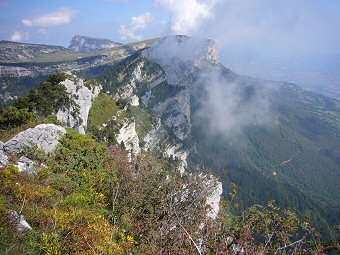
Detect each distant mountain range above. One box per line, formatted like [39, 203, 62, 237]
[68, 35, 122, 53]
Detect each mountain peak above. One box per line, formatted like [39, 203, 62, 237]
[145, 35, 219, 65]
[68, 35, 122, 53]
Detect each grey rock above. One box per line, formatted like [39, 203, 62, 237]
[10, 210, 32, 232]
[56, 76, 101, 134]
[16, 156, 36, 174]
[4, 124, 66, 154]
[0, 141, 9, 166]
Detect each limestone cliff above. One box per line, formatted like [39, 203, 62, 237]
[56, 75, 102, 134]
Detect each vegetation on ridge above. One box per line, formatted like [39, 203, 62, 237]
[1, 129, 338, 254]
[0, 67, 339, 254]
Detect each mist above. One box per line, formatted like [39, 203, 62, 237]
[145, 35, 275, 138]
[193, 68, 273, 138]
[158, 0, 340, 56]
[148, 0, 340, 138]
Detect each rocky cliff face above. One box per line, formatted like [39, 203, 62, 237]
[92, 36, 222, 171]
[0, 35, 225, 218]
[56, 75, 102, 134]
[69, 35, 122, 53]
[116, 121, 140, 155]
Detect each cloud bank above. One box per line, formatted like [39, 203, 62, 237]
[147, 36, 273, 138]
[193, 69, 273, 137]
[154, 0, 340, 55]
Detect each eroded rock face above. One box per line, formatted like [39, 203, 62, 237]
[152, 89, 191, 140]
[144, 35, 219, 86]
[4, 124, 66, 154]
[116, 121, 140, 155]
[57, 77, 101, 134]
[130, 95, 140, 106]
[115, 61, 145, 104]
[164, 144, 189, 174]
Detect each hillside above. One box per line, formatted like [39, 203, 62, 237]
[0, 41, 75, 63]
[0, 35, 339, 239]
[1, 73, 338, 254]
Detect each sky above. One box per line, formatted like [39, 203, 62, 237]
[1, 0, 340, 56]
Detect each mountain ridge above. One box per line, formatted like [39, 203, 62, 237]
[0, 35, 339, 236]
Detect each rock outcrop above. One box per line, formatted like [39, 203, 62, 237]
[116, 121, 140, 155]
[57, 76, 102, 134]
[4, 124, 66, 154]
[164, 144, 189, 174]
[16, 156, 36, 174]
[10, 211, 32, 232]
[206, 180, 223, 219]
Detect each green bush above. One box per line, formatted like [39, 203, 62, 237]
[0, 106, 37, 129]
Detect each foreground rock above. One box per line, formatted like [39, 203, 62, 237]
[16, 156, 36, 174]
[0, 141, 9, 166]
[10, 211, 32, 232]
[4, 124, 66, 154]
[206, 179, 223, 219]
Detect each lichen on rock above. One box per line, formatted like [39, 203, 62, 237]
[4, 124, 66, 154]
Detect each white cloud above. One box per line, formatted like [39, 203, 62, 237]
[22, 8, 76, 28]
[155, 0, 219, 34]
[10, 31, 29, 42]
[131, 12, 154, 29]
[154, 0, 340, 55]
[119, 25, 142, 41]
[119, 12, 155, 41]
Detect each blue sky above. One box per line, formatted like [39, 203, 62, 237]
[1, 0, 340, 55]
[0, 0, 166, 46]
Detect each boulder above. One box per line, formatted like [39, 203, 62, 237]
[4, 124, 66, 154]
[10, 210, 32, 232]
